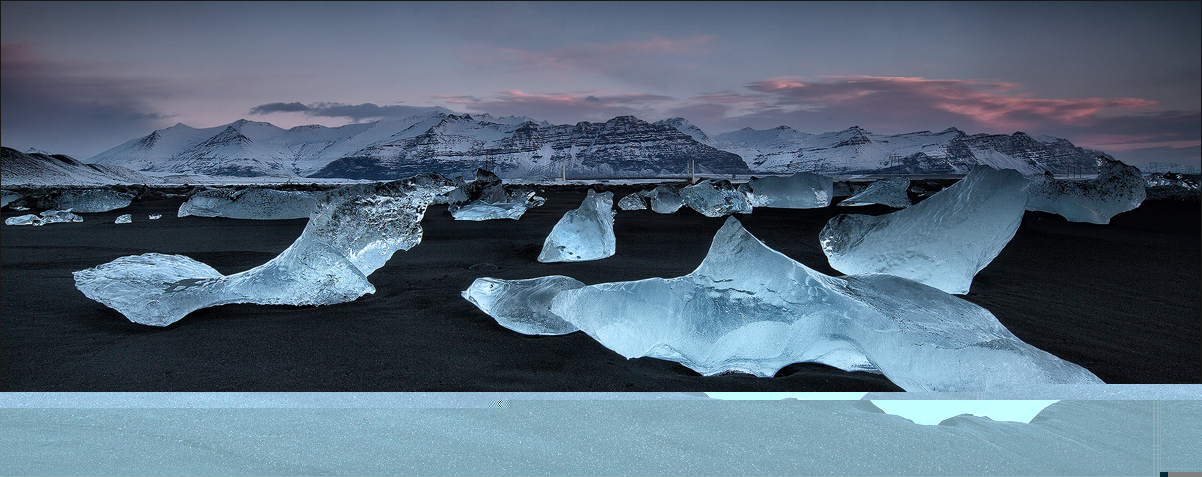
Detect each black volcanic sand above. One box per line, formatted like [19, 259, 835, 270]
[2, 184, 1198, 391]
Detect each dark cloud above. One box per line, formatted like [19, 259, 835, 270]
[439, 91, 675, 125]
[247, 101, 448, 122]
[0, 43, 174, 158]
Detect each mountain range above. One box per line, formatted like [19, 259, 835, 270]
[68, 109, 1114, 180]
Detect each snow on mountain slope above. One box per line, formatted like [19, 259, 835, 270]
[2, 147, 161, 186]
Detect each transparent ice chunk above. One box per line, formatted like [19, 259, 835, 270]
[5, 214, 41, 226]
[648, 185, 683, 214]
[837, 176, 911, 208]
[538, 190, 616, 263]
[738, 172, 834, 209]
[462, 276, 585, 335]
[73, 174, 457, 326]
[149, 214, 162, 220]
[114, 214, 132, 224]
[4, 209, 83, 226]
[446, 170, 544, 221]
[820, 166, 1029, 294]
[617, 192, 648, 210]
[1025, 157, 1146, 224]
[467, 217, 1103, 392]
[177, 187, 317, 220]
[50, 189, 134, 213]
[681, 179, 752, 217]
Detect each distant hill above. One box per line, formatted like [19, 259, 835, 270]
[1, 147, 160, 187]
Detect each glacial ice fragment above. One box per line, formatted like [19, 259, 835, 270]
[462, 276, 585, 335]
[837, 176, 912, 208]
[1025, 157, 1146, 224]
[3, 209, 82, 226]
[737, 172, 834, 209]
[1145, 172, 1201, 201]
[177, 187, 317, 220]
[2, 190, 25, 208]
[73, 174, 457, 326]
[538, 190, 616, 262]
[681, 179, 752, 217]
[617, 192, 648, 210]
[48, 189, 134, 213]
[114, 214, 132, 224]
[149, 214, 162, 220]
[467, 217, 1103, 392]
[820, 166, 1029, 295]
[446, 169, 545, 221]
[648, 185, 683, 214]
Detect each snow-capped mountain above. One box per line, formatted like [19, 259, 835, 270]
[708, 122, 1107, 175]
[2, 147, 160, 186]
[86, 110, 1110, 180]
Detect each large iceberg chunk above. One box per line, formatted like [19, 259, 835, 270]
[177, 187, 317, 220]
[820, 166, 1029, 295]
[537, 190, 616, 263]
[462, 276, 585, 335]
[1025, 157, 1146, 224]
[47, 188, 134, 213]
[837, 176, 912, 208]
[648, 185, 683, 214]
[73, 174, 457, 326]
[446, 169, 545, 221]
[466, 217, 1101, 392]
[681, 179, 752, 217]
[737, 172, 834, 209]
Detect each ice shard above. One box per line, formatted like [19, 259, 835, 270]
[737, 172, 834, 209]
[462, 276, 585, 335]
[648, 185, 683, 214]
[1025, 157, 1146, 224]
[48, 189, 134, 213]
[177, 187, 317, 220]
[1145, 172, 1201, 201]
[617, 191, 648, 211]
[466, 217, 1103, 392]
[149, 214, 162, 220]
[837, 176, 912, 208]
[73, 174, 457, 326]
[538, 190, 617, 263]
[681, 179, 752, 217]
[820, 166, 1029, 294]
[114, 214, 132, 224]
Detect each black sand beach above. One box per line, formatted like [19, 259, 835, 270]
[2, 184, 1198, 391]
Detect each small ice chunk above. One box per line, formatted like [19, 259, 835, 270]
[446, 170, 544, 221]
[538, 190, 616, 263]
[73, 174, 457, 326]
[1145, 172, 1201, 201]
[468, 217, 1102, 392]
[462, 276, 585, 335]
[5, 214, 41, 226]
[617, 192, 648, 210]
[838, 176, 912, 208]
[50, 189, 134, 213]
[178, 187, 317, 220]
[648, 185, 683, 214]
[681, 179, 752, 217]
[149, 214, 162, 220]
[1025, 157, 1146, 224]
[114, 214, 132, 224]
[820, 166, 1029, 295]
[738, 172, 834, 209]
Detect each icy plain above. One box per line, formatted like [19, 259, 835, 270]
[537, 190, 617, 262]
[1026, 157, 1146, 224]
[73, 174, 457, 326]
[821, 166, 1029, 294]
[466, 217, 1102, 392]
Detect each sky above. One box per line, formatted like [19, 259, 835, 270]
[2, 1, 1199, 169]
